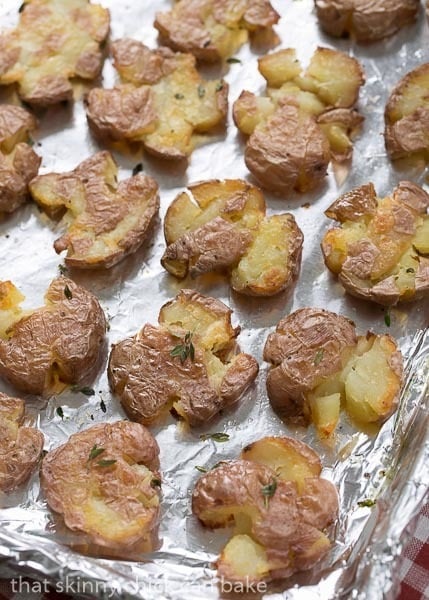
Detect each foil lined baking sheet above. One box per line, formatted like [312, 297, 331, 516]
[0, 1, 428, 598]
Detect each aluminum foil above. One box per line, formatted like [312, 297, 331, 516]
[0, 1, 428, 598]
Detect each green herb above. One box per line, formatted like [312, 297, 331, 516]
[384, 310, 391, 327]
[406, 268, 415, 273]
[314, 348, 324, 366]
[132, 163, 143, 176]
[261, 478, 277, 508]
[64, 285, 73, 300]
[28, 138, 35, 146]
[19, 3, 26, 13]
[151, 478, 162, 488]
[97, 459, 117, 467]
[197, 85, 206, 98]
[211, 461, 227, 470]
[88, 445, 105, 462]
[58, 264, 67, 275]
[56, 406, 64, 420]
[216, 82, 224, 92]
[174, 93, 185, 100]
[357, 499, 376, 508]
[195, 465, 208, 473]
[100, 398, 107, 413]
[170, 331, 195, 364]
[72, 386, 95, 396]
[226, 57, 241, 64]
[199, 432, 230, 443]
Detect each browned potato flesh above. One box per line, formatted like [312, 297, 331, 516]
[86, 39, 228, 160]
[0, 393, 44, 493]
[192, 436, 338, 585]
[263, 308, 403, 436]
[29, 151, 160, 269]
[321, 181, 429, 305]
[0, 278, 106, 396]
[108, 289, 258, 427]
[41, 421, 161, 555]
[0, 104, 41, 214]
[0, 0, 110, 105]
[154, 0, 279, 62]
[233, 47, 364, 194]
[314, 0, 420, 42]
[162, 179, 303, 296]
[385, 64, 429, 162]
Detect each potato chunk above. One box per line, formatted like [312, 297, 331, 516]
[86, 39, 228, 160]
[0, 104, 41, 214]
[41, 421, 161, 556]
[384, 63, 429, 163]
[0, 393, 44, 494]
[162, 179, 303, 296]
[29, 151, 159, 269]
[264, 308, 403, 437]
[0, 0, 110, 105]
[108, 289, 258, 427]
[154, 0, 279, 62]
[321, 181, 429, 305]
[192, 436, 338, 586]
[233, 47, 364, 194]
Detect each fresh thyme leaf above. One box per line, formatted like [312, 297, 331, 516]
[56, 406, 64, 419]
[198, 84, 206, 98]
[170, 332, 195, 363]
[357, 498, 376, 508]
[261, 478, 277, 508]
[100, 398, 107, 413]
[384, 311, 391, 327]
[195, 465, 208, 473]
[174, 93, 185, 100]
[199, 432, 230, 443]
[64, 285, 73, 300]
[97, 459, 117, 467]
[58, 264, 67, 275]
[211, 461, 227, 470]
[151, 478, 162, 488]
[71, 386, 95, 396]
[132, 163, 143, 176]
[88, 445, 105, 461]
[226, 57, 241, 64]
[216, 82, 224, 92]
[314, 348, 324, 366]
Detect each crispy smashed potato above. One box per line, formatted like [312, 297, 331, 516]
[384, 63, 429, 163]
[29, 151, 159, 269]
[0, 0, 110, 105]
[264, 308, 403, 436]
[154, 0, 279, 62]
[314, 0, 420, 42]
[162, 179, 303, 296]
[0, 104, 41, 214]
[192, 436, 338, 585]
[0, 393, 44, 493]
[86, 39, 228, 160]
[321, 181, 429, 305]
[0, 277, 106, 396]
[233, 47, 365, 194]
[108, 289, 258, 427]
[41, 421, 161, 555]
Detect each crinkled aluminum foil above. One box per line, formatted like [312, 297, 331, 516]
[0, 1, 428, 598]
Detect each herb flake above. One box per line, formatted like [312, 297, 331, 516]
[261, 478, 277, 508]
[88, 445, 105, 462]
[174, 93, 185, 100]
[56, 406, 64, 420]
[197, 85, 206, 98]
[97, 459, 117, 467]
[406, 268, 415, 273]
[195, 465, 208, 473]
[64, 285, 73, 300]
[216, 82, 224, 92]
[58, 264, 67, 275]
[170, 331, 195, 364]
[384, 311, 391, 327]
[226, 57, 241, 64]
[151, 478, 162, 488]
[72, 386, 95, 396]
[314, 348, 324, 366]
[132, 163, 143, 176]
[357, 499, 376, 508]
[100, 398, 107, 413]
[199, 432, 230, 443]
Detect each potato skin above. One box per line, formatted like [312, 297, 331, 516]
[0, 393, 44, 493]
[41, 421, 161, 554]
[0, 278, 106, 396]
[314, 0, 420, 42]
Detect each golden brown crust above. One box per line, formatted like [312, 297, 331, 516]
[29, 151, 160, 269]
[0, 393, 44, 493]
[314, 0, 420, 42]
[0, 278, 106, 396]
[41, 421, 161, 554]
[0, 0, 110, 105]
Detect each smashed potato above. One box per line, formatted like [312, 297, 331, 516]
[108, 289, 258, 427]
[314, 0, 420, 42]
[192, 436, 338, 585]
[162, 179, 303, 296]
[0, 277, 106, 396]
[0, 0, 110, 105]
[264, 308, 403, 436]
[86, 39, 228, 160]
[321, 181, 429, 306]
[384, 63, 429, 162]
[154, 0, 279, 62]
[0, 104, 41, 214]
[29, 151, 160, 269]
[233, 47, 365, 194]
[0, 393, 44, 493]
[41, 421, 161, 555]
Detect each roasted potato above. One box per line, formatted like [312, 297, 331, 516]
[314, 0, 420, 42]
[0, 0, 110, 106]
[0, 393, 44, 494]
[161, 179, 303, 296]
[321, 181, 429, 306]
[86, 39, 228, 160]
[108, 289, 258, 427]
[41, 421, 161, 555]
[0, 277, 106, 396]
[154, 0, 279, 62]
[384, 63, 429, 163]
[192, 436, 338, 585]
[233, 47, 365, 194]
[0, 104, 41, 214]
[264, 308, 403, 436]
[29, 151, 159, 269]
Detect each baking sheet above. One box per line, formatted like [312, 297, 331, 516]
[0, 0, 428, 598]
